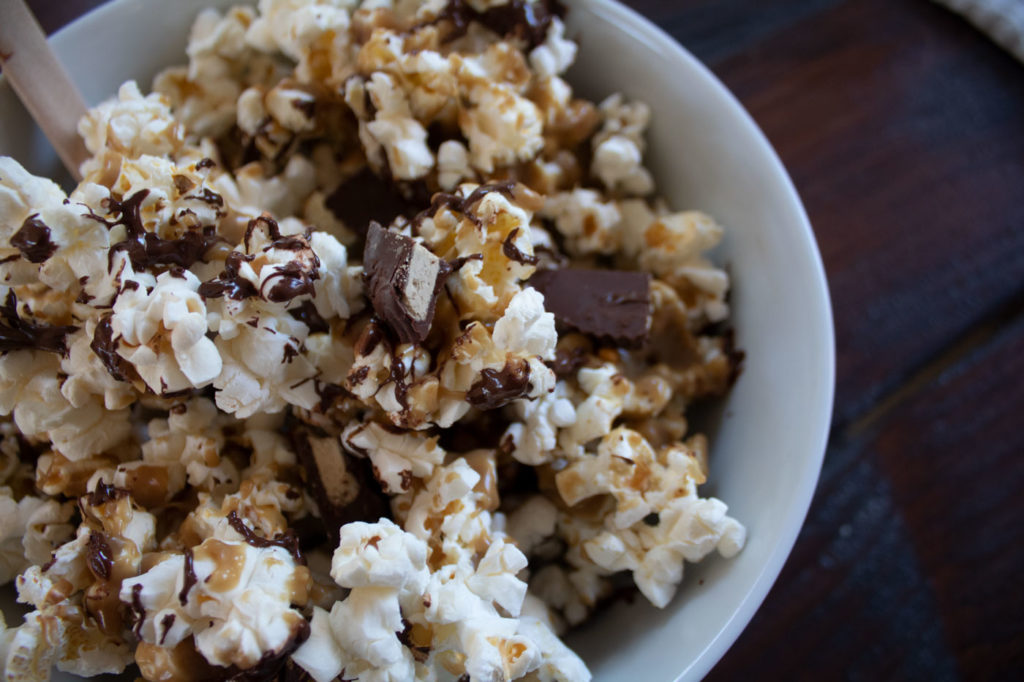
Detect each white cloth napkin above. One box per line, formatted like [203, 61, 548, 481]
[934, 0, 1024, 62]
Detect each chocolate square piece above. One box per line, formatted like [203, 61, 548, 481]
[529, 268, 651, 347]
[364, 222, 451, 344]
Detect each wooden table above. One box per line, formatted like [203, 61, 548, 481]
[25, 0, 1024, 679]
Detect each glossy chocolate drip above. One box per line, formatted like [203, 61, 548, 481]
[413, 180, 517, 230]
[289, 300, 329, 334]
[261, 261, 319, 303]
[226, 510, 305, 564]
[529, 267, 651, 346]
[437, 0, 566, 49]
[0, 291, 77, 356]
[179, 548, 197, 606]
[209, 620, 311, 682]
[547, 345, 588, 378]
[90, 313, 136, 381]
[501, 227, 538, 265]
[199, 252, 259, 301]
[109, 227, 223, 273]
[11, 214, 58, 263]
[465, 360, 532, 410]
[85, 532, 114, 581]
[84, 478, 130, 507]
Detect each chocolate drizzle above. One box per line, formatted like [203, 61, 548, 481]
[501, 227, 538, 265]
[179, 548, 197, 606]
[85, 532, 113, 581]
[289, 300, 329, 334]
[198, 252, 259, 301]
[0, 291, 77, 356]
[103, 189, 223, 272]
[227, 510, 305, 564]
[11, 214, 58, 263]
[466, 360, 532, 410]
[90, 313, 136, 382]
[262, 261, 319, 303]
[413, 181, 517, 230]
[437, 0, 566, 49]
[84, 478, 130, 507]
[213, 620, 311, 682]
[129, 583, 146, 639]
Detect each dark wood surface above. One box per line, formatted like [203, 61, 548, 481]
[24, 0, 1024, 679]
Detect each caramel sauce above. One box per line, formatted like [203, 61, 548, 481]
[287, 565, 312, 606]
[194, 540, 247, 593]
[463, 451, 500, 511]
[123, 464, 170, 508]
[136, 638, 219, 682]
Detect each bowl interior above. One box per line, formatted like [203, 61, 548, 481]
[0, 1, 834, 680]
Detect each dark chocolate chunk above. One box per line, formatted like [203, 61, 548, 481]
[11, 214, 58, 263]
[465, 359, 532, 410]
[325, 167, 421, 237]
[0, 291, 77, 356]
[290, 427, 390, 548]
[179, 548, 197, 606]
[529, 268, 651, 346]
[363, 222, 451, 345]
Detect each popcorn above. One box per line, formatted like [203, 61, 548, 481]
[0, 0, 746, 678]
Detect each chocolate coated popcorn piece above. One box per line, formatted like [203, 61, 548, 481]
[363, 222, 451, 345]
[529, 267, 651, 347]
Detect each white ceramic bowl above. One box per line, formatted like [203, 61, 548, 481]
[0, 1, 835, 679]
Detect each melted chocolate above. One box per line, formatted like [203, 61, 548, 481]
[85, 532, 113, 581]
[262, 261, 319, 303]
[129, 583, 146, 639]
[109, 225, 223, 273]
[199, 252, 259, 301]
[212, 620, 311, 682]
[412, 181, 517, 231]
[0, 291, 77, 356]
[288, 300, 329, 334]
[11, 214, 58, 263]
[84, 478, 130, 507]
[465, 360, 532, 410]
[529, 268, 651, 347]
[179, 548, 197, 606]
[90, 314, 136, 382]
[547, 345, 588, 378]
[159, 613, 176, 645]
[501, 227, 539, 265]
[226, 510, 305, 564]
[437, 0, 566, 49]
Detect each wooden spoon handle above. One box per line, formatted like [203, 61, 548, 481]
[0, 0, 89, 181]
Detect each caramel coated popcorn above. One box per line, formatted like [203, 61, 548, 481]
[0, 1, 745, 679]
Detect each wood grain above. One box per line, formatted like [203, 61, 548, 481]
[20, 0, 1024, 679]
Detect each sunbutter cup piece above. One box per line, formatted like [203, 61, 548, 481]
[529, 268, 652, 347]
[291, 429, 390, 547]
[363, 221, 451, 345]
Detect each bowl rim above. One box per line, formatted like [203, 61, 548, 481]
[561, 2, 835, 679]
[34, 1, 836, 680]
